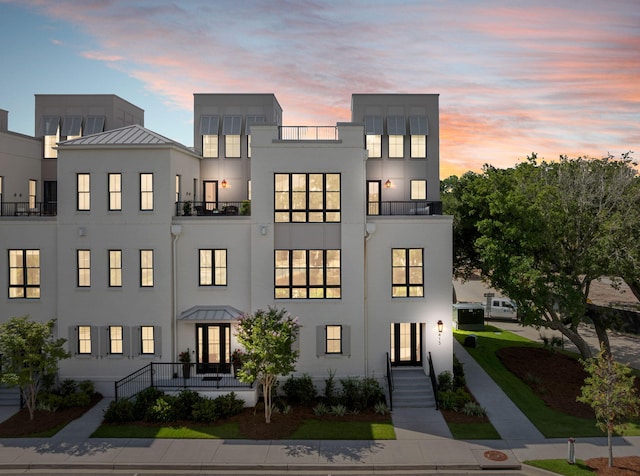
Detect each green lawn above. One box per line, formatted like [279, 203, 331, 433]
[92, 422, 242, 439]
[454, 326, 640, 438]
[447, 422, 500, 440]
[524, 459, 594, 475]
[290, 420, 396, 440]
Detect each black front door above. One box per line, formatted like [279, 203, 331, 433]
[390, 323, 423, 366]
[196, 324, 231, 373]
[43, 181, 57, 215]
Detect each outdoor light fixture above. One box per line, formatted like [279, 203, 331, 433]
[221, 179, 228, 188]
[385, 179, 392, 188]
[437, 320, 444, 345]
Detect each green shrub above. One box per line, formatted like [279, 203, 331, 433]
[36, 392, 63, 412]
[323, 369, 338, 405]
[103, 399, 136, 423]
[438, 388, 472, 411]
[330, 404, 348, 416]
[338, 376, 385, 411]
[215, 392, 244, 418]
[283, 374, 317, 406]
[133, 387, 165, 420]
[60, 391, 91, 409]
[78, 380, 95, 396]
[453, 356, 466, 389]
[240, 200, 251, 216]
[192, 398, 219, 423]
[174, 389, 204, 420]
[146, 396, 177, 423]
[59, 379, 78, 396]
[437, 371, 453, 392]
[374, 401, 390, 415]
[461, 401, 486, 417]
[313, 402, 329, 416]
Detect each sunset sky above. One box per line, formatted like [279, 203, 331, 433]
[1, 0, 638, 178]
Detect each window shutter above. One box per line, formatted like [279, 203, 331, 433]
[316, 325, 325, 357]
[155, 326, 162, 357]
[133, 326, 142, 356]
[101, 326, 109, 356]
[123, 326, 131, 358]
[342, 325, 351, 357]
[68, 327, 77, 356]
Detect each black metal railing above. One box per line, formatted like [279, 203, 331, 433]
[427, 351, 439, 410]
[114, 362, 254, 401]
[279, 126, 339, 141]
[385, 352, 394, 410]
[367, 200, 442, 216]
[1, 202, 57, 217]
[175, 201, 250, 217]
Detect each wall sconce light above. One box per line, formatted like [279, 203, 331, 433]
[437, 320, 444, 345]
[221, 179, 228, 188]
[260, 225, 268, 236]
[385, 179, 392, 188]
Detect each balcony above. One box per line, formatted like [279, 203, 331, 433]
[279, 126, 339, 141]
[176, 201, 250, 217]
[0, 202, 57, 217]
[367, 201, 442, 216]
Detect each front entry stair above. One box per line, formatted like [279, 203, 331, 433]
[392, 367, 436, 408]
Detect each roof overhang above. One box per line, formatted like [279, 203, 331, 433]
[178, 305, 244, 321]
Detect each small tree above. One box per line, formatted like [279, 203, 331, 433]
[0, 316, 70, 420]
[577, 347, 640, 467]
[235, 307, 300, 423]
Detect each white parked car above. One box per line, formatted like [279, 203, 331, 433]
[484, 297, 518, 320]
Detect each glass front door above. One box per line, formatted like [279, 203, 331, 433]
[390, 323, 422, 366]
[203, 181, 218, 212]
[196, 324, 230, 373]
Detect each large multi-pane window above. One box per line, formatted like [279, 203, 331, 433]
[108, 173, 121, 211]
[200, 115, 219, 158]
[77, 173, 90, 211]
[109, 326, 123, 354]
[410, 180, 427, 200]
[140, 173, 153, 210]
[409, 115, 427, 158]
[411, 135, 426, 158]
[223, 115, 242, 158]
[42, 116, 59, 159]
[77, 250, 91, 287]
[78, 326, 91, 354]
[275, 249, 341, 299]
[388, 135, 404, 158]
[199, 249, 227, 286]
[109, 250, 122, 287]
[387, 116, 406, 158]
[8, 249, 40, 298]
[274, 173, 340, 223]
[140, 249, 154, 287]
[225, 134, 241, 157]
[392, 248, 424, 297]
[141, 326, 155, 354]
[203, 135, 219, 158]
[364, 116, 383, 158]
[326, 325, 342, 354]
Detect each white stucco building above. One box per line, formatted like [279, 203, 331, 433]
[0, 93, 452, 404]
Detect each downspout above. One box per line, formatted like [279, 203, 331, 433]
[364, 222, 375, 377]
[171, 225, 183, 363]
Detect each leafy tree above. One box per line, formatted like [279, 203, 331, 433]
[234, 307, 300, 423]
[577, 347, 639, 467]
[0, 316, 69, 420]
[447, 154, 639, 358]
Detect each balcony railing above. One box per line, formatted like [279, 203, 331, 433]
[279, 126, 339, 141]
[367, 201, 442, 216]
[0, 202, 57, 217]
[176, 201, 250, 217]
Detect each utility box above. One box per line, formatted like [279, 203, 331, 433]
[453, 303, 485, 331]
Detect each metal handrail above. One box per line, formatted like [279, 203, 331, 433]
[385, 352, 394, 410]
[367, 200, 442, 216]
[279, 126, 338, 141]
[427, 351, 439, 410]
[0, 201, 57, 217]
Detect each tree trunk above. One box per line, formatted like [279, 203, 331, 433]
[624, 278, 640, 303]
[591, 314, 611, 355]
[550, 324, 593, 359]
[608, 428, 613, 467]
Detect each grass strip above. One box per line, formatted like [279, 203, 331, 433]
[447, 422, 500, 440]
[289, 420, 396, 440]
[91, 422, 241, 439]
[524, 459, 593, 475]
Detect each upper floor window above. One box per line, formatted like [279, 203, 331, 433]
[364, 116, 383, 158]
[77, 173, 90, 211]
[223, 115, 242, 158]
[275, 249, 341, 299]
[141, 325, 155, 354]
[140, 173, 153, 211]
[77, 325, 92, 354]
[392, 248, 424, 297]
[326, 325, 342, 354]
[387, 116, 405, 158]
[8, 249, 40, 299]
[274, 173, 340, 223]
[29, 180, 37, 209]
[410, 116, 428, 158]
[77, 250, 91, 287]
[109, 325, 123, 354]
[42, 115, 60, 159]
[109, 250, 122, 287]
[410, 180, 427, 200]
[108, 173, 122, 211]
[140, 249, 154, 287]
[199, 249, 227, 286]
[200, 115, 219, 158]
[388, 135, 404, 158]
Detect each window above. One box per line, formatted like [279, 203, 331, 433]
[364, 116, 382, 158]
[225, 135, 240, 158]
[274, 173, 340, 223]
[141, 326, 155, 354]
[29, 180, 37, 209]
[387, 116, 406, 158]
[77, 250, 91, 287]
[326, 325, 342, 354]
[8, 249, 40, 298]
[78, 325, 92, 354]
[109, 250, 122, 287]
[175, 175, 181, 204]
[388, 135, 404, 158]
[109, 325, 123, 354]
[77, 173, 90, 211]
[275, 249, 341, 299]
[247, 180, 252, 201]
[140, 249, 154, 287]
[222, 115, 242, 158]
[199, 249, 227, 286]
[42, 115, 60, 159]
[392, 248, 424, 297]
[0, 176, 3, 215]
[410, 180, 427, 200]
[200, 115, 219, 158]
[140, 173, 153, 211]
[108, 173, 121, 211]
[409, 115, 428, 158]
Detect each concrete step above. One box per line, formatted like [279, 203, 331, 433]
[391, 367, 436, 409]
[0, 386, 20, 406]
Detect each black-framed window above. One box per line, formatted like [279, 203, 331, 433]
[199, 249, 227, 286]
[108, 173, 122, 211]
[140, 249, 154, 287]
[109, 325, 123, 354]
[109, 250, 122, 287]
[392, 248, 424, 297]
[77, 173, 90, 211]
[78, 325, 92, 354]
[274, 173, 340, 223]
[275, 249, 341, 299]
[141, 326, 155, 354]
[77, 249, 91, 287]
[326, 325, 342, 354]
[410, 180, 427, 200]
[8, 249, 40, 299]
[140, 173, 153, 211]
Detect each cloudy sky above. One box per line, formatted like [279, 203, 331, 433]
[1, 0, 638, 177]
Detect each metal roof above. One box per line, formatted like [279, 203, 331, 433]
[58, 124, 181, 147]
[178, 305, 244, 321]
